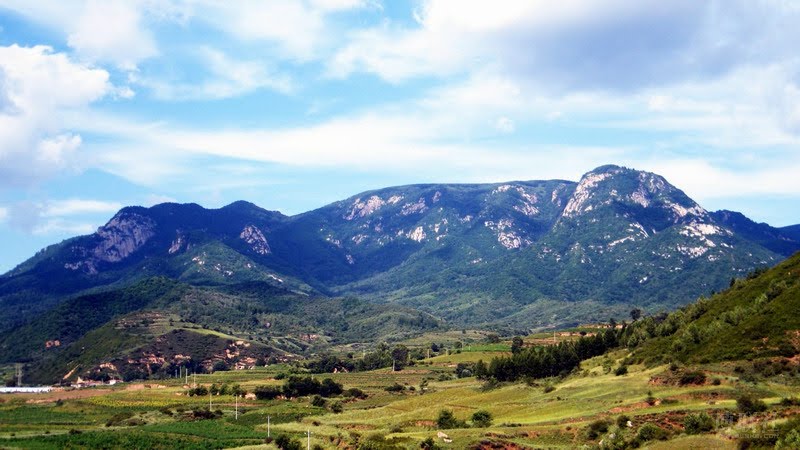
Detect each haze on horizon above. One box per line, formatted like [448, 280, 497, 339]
[1, 0, 800, 272]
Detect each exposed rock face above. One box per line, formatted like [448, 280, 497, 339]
[169, 232, 186, 254]
[94, 213, 156, 262]
[239, 225, 271, 255]
[65, 212, 156, 274]
[344, 195, 386, 220]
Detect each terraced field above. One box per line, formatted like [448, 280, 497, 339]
[1, 348, 798, 449]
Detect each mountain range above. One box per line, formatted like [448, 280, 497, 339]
[2, 164, 798, 382]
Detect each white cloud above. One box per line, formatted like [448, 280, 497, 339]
[140, 47, 293, 100]
[42, 199, 123, 217]
[0, 0, 159, 69]
[32, 219, 96, 236]
[330, 0, 800, 92]
[67, 0, 158, 70]
[0, 206, 8, 222]
[0, 45, 111, 186]
[493, 117, 515, 133]
[194, 0, 371, 61]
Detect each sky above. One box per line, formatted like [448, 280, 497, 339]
[1, 0, 800, 273]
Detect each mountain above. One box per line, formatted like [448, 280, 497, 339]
[630, 250, 800, 364]
[2, 165, 799, 382]
[781, 224, 800, 241]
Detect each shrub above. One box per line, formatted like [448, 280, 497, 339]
[543, 385, 556, 393]
[645, 391, 657, 406]
[310, 395, 327, 407]
[614, 365, 628, 376]
[420, 437, 440, 449]
[385, 383, 405, 392]
[275, 434, 301, 450]
[319, 378, 343, 397]
[616, 415, 631, 428]
[586, 419, 610, 439]
[737, 394, 768, 414]
[330, 401, 343, 413]
[254, 385, 282, 400]
[684, 412, 714, 434]
[471, 410, 493, 428]
[437, 409, 466, 429]
[679, 370, 706, 385]
[636, 423, 668, 442]
[344, 387, 367, 399]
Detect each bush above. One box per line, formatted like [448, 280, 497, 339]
[614, 365, 628, 376]
[330, 401, 343, 413]
[471, 410, 493, 428]
[319, 378, 343, 397]
[254, 385, 282, 400]
[420, 437, 440, 449]
[737, 394, 768, 414]
[436, 409, 466, 429]
[310, 395, 326, 407]
[543, 385, 556, 393]
[385, 383, 405, 392]
[678, 370, 706, 385]
[585, 419, 610, 439]
[684, 412, 714, 434]
[275, 434, 302, 450]
[636, 423, 668, 442]
[616, 415, 631, 428]
[344, 387, 367, 399]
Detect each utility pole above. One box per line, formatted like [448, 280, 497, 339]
[307, 429, 311, 450]
[267, 415, 270, 438]
[235, 395, 238, 420]
[209, 390, 212, 410]
[15, 363, 22, 387]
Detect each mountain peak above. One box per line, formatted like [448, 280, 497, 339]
[562, 165, 707, 225]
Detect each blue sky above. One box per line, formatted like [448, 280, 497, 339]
[1, 1, 800, 272]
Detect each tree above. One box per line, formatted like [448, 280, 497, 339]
[319, 378, 343, 397]
[630, 308, 643, 322]
[471, 410, 493, 427]
[254, 385, 281, 400]
[274, 434, 301, 450]
[391, 345, 410, 370]
[436, 409, 464, 429]
[511, 336, 524, 354]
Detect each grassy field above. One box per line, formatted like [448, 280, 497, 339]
[1, 347, 798, 449]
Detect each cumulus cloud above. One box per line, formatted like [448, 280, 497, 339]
[0, 0, 160, 69]
[0, 45, 111, 186]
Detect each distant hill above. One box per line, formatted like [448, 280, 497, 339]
[628, 251, 800, 364]
[2, 164, 799, 382]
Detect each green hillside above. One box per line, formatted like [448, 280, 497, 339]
[628, 251, 800, 364]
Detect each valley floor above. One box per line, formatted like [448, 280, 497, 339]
[1, 348, 798, 449]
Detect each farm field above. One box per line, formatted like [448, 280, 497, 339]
[1, 347, 798, 449]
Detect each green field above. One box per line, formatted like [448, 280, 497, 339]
[2, 347, 798, 449]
